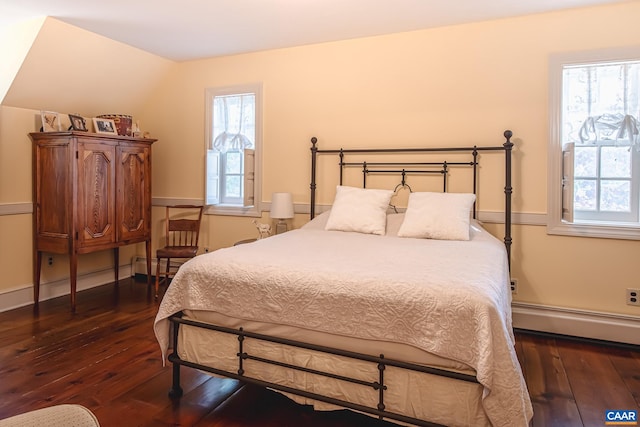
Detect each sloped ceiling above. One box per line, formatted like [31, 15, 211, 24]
[0, 17, 44, 106]
[1, 17, 174, 117]
[0, 0, 632, 61]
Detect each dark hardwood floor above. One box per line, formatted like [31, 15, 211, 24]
[0, 277, 638, 426]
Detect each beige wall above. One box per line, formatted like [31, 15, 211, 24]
[2, 2, 640, 321]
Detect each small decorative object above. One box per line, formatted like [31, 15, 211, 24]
[93, 117, 118, 135]
[68, 114, 88, 131]
[40, 111, 60, 132]
[132, 121, 142, 138]
[252, 219, 272, 239]
[97, 114, 133, 136]
[270, 192, 295, 234]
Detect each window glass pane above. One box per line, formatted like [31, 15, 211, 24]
[225, 151, 242, 174]
[563, 67, 590, 144]
[563, 62, 640, 144]
[574, 179, 597, 210]
[225, 175, 241, 198]
[212, 94, 255, 152]
[574, 146, 597, 177]
[601, 146, 631, 178]
[600, 180, 631, 212]
[590, 64, 627, 117]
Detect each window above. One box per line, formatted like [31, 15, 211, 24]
[205, 84, 262, 216]
[548, 48, 640, 239]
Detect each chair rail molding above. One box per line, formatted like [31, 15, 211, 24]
[0, 202, 32, 215]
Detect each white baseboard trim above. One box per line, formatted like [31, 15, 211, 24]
[0, 264, 133, 313]
[512, 302, 640, 345]
[133, 257, 184, 277]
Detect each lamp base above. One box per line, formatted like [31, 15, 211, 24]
[275, 220, 288, 234]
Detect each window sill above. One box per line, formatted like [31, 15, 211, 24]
[205, 204, 261, 218]
[547, 220, 640, 240]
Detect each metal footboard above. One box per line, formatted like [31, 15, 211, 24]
[168, 313, 479, 427]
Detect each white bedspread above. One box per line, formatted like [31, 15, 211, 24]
[154, 224, 533, 426]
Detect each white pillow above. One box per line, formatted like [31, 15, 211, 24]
[324, 186, 393, 235]
[397, 192, 476, 240]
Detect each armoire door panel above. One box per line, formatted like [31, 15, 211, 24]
[77, 141, 116, 248]
[118, 145, 150, 241]
[37, 144, 70, 238]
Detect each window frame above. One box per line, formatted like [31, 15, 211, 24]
[204, 84, 262, 217]
[547, 47, 640, 240]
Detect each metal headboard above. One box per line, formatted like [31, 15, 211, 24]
[309, 130, 514, 267]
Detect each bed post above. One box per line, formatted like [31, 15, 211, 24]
[503, 130, 513, 270]
[310, 137, 318, 219]
[472, 149, 478, 219]
[168, 315, 184, 398]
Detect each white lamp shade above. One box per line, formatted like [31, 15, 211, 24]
[270, 192, 294, 219]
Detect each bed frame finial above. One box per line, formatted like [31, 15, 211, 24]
[503, 130, 513, 143]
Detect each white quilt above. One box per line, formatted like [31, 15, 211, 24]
[154, 224, 533, 426]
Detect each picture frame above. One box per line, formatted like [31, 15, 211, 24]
[68, 114, 88, 131]
[93, 117, 118, 135]
[41, 111, 61, 132]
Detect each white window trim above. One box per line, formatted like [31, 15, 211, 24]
[204, 84, 263, 217]
[547, 46, 640, 240]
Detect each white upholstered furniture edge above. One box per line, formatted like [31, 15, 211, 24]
[0, 404, 99, 427]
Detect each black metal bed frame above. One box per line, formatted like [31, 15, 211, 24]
[167, 130, 514, 427]
[310, 130, 514, 266]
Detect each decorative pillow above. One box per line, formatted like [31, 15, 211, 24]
[397, 192, 476, 240]
[324, 186, 393, 235]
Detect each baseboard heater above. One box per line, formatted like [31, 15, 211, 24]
[512, 302, 640, 346]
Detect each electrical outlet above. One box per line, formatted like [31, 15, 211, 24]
[627, 288, 640, 306]
[48, 256, 53, 266]
[510, 279, 518, 294]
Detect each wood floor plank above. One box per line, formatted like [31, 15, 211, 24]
[151, 377, 243, 426]
[557, 340, 640, 426]
[517, 334, 582, 426]
[608, 348, 640, 408]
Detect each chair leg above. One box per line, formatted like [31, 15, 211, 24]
[155, 257, 161, 299]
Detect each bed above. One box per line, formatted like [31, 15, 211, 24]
[153, 131, 533, 427]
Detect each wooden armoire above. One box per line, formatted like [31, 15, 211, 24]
[29, 131, 156, 311]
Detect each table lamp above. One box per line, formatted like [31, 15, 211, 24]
[270, 192, 294, 234]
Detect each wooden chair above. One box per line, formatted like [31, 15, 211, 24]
[155, 205, 204, 298]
